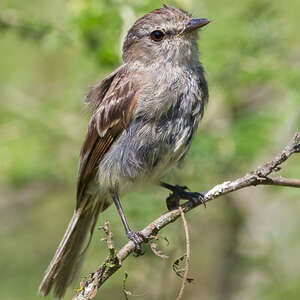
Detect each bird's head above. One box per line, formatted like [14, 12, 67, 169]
[122, 5, 210, 66]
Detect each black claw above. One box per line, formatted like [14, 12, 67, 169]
[127, 231, 147, 256]
[161, 182, 207, 210]
[166, 193, 180, 210]
[189, 192, 207, 208]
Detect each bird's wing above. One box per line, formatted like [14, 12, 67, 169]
[76, 65, 138, 207]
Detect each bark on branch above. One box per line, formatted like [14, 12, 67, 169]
[73, 132, 300, 300]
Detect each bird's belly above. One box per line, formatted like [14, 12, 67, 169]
[97, 122, 191, 191]
[97, 92, 201, 194]
[117, 126, 192, 194]
[133, 116, 195, 184]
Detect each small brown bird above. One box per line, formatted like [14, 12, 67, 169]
[39, 5, 209, 298]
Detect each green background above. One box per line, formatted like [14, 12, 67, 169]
[0, 0, 300, 299]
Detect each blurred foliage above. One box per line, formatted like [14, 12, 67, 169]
[70, 1, 123, 66]
[0, 0, 299, 300]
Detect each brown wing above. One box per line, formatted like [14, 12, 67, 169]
[76, 65, 138, 207]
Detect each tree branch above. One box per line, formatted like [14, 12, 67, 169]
[73, 132, 300, 300]
[255, 176, 300, 188]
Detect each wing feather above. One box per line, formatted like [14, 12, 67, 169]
[76, 65, 138, 206]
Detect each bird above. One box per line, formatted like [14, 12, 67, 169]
[39, 5, 209, 298]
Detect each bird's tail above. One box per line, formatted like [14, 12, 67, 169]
[39, 196, 108, 298]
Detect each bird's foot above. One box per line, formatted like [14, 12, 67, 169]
[161, 183, 206, 210]
[126, 230, 147, 256]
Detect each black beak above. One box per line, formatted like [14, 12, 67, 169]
[183, 18, 210, 33]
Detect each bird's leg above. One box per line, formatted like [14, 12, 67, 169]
[160, 182, 207, 210]
[112, 193, 147, 256]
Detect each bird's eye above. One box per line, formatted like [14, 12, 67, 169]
[150, 30, 165, 42]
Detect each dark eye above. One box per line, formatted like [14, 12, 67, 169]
[150, 30, 164, 42]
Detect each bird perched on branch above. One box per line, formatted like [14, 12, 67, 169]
[39, 5, 210, 298]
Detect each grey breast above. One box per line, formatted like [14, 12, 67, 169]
[98, 64, 205, 189]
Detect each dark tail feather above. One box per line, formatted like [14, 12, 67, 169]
[39, 197, 107, 298]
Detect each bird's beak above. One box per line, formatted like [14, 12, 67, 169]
[183, 18, 210, 33]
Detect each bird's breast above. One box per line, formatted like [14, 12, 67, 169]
[97, 66, 205, 191]
[134, 68, 204, 171]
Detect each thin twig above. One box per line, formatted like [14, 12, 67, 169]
[256, 176, 300, 188]
[150, 240, 169, 260]
[122, 272, 145, 299]
[176, 206, 191, 300]
[122, 273, 130, 300]
[73, 132, 300, 300]
[99, 221, 115, 251]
